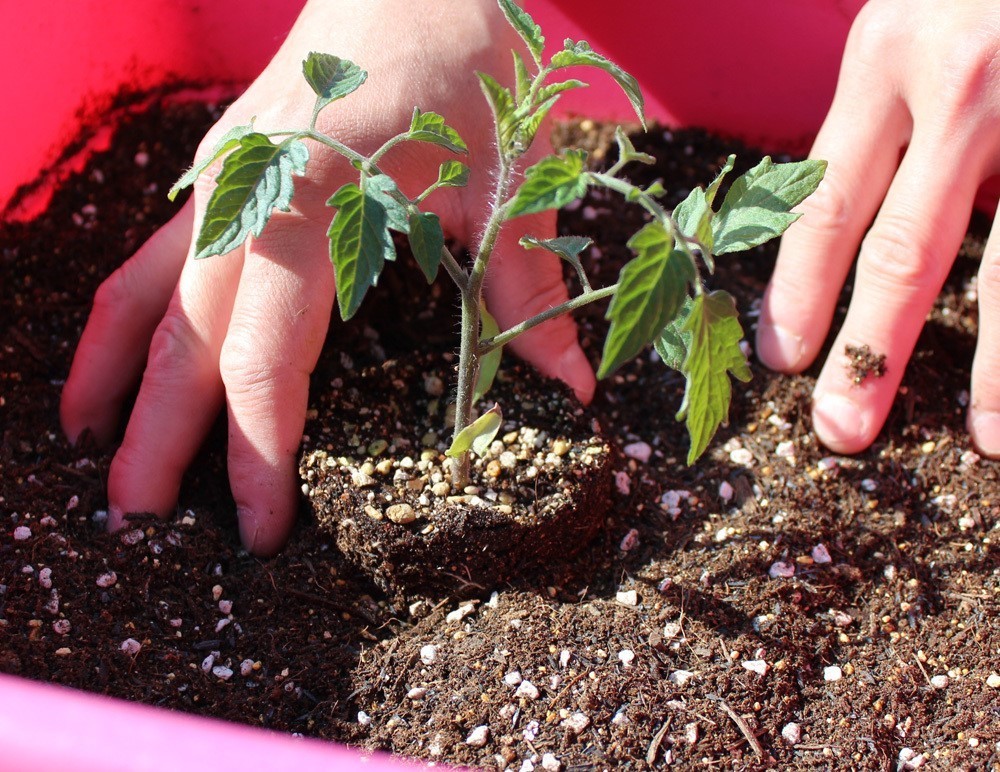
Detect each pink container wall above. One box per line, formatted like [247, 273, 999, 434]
[0, 1, 863, 769]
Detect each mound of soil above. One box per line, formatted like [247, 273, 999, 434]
[1, 101, 998, 770]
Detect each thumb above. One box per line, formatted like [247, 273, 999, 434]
[483, 210, 596, 404]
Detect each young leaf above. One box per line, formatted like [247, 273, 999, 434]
[520, 234, 593, 290]
[536, 79, 588, 103]
[653, 296, 694, 371]
[327, 180, 396, 320]
[675, 291, 752, 464]
[672, 187, 714, 256]
[516, 94, 560, 153]
[513, 50, 532, 104]
[408, 210, 444, 283]
[302, 53, 367, 116]
[474, 303, 502, 403]
[365, 174, 409, 233]
[408, 108, 468, 154]
[497, 0, 545, 67]
[704, 154, 736, 207]
[446, 403, 503, 458]
[597, 222, 695, 378]
[508, 149, 589, 218]
[437, 160, 471, 188]
[195, 134, 309, 259]
[169, 120, 255, 201]
[551, 40, 645, 127]
[477, 72, 518, 152]
[712, 157, 827, 255]
[613, 126, 654, 166]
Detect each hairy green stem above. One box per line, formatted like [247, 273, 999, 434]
[479, 284, 617, 355]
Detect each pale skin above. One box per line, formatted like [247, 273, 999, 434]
[62, 0, 1000, 555]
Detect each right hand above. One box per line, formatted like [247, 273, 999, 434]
[60, 0, 595, 555]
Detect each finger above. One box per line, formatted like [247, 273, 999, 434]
[61, 200, 195, 444]
[756, 52, 910, 372]
[810, 131, 982, 453]
[484, 210, 596, 404]
[106, 236, 243, 531]
[221, 216, 335, 555]
[968, 203, 1000, 457]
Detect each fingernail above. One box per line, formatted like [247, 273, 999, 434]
[812, 394, 868, 452]
[756, 323, 804, 370]
[969, 410, 1000, 457]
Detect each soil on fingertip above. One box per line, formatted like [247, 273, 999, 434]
[2, 100, 999, 771]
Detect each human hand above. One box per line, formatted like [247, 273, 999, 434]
[756, 0, 1000, 456]
[60, 0, 595, 555]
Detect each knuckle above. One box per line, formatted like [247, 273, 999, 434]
[858, 216, 939, 291]
[146, 312, 204, 377]
[219, 330, 275, 398]
[935, 37, 1000, 122]
[846, 1, 904, 66]
[92, 261, 142, 318]
[789, 172, 852, 238]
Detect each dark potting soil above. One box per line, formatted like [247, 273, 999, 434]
[2, 100, 999, 771]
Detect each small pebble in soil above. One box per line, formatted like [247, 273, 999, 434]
[729, 447, 754, 467]
[504, 671, 523, 687]
[522, 720, 540, 741]
[897, 748, 927, 770]
[860, 478, 878, 492]
[13, 526, 31, 541]
[614, 471, 631, 495]
[663, 621, 682, 640]
[930, 675, 949, 689]
[618, 649, 635, 666]
[541, 753, 560, 771]
[96, 571, 118, 588]
[615, 589, 638, 606]
[986, 673, 1000, 688]
[240, 659, 255, 677]
[781, 722, 802, 744]
[357, 711, 372, 726]
[213, 665, 234, 681]
[559, 650, 572, 668]
[768, 561, 795, 579]
[824, 665, 844, 682]
[419, 645, 438, 665]
[669, 669, 695, 686]
[212, 584, 223, 601]
[619, 528, 640, 551]
[465, 725, 489, 747]
[811, 544, 832, 564]
[38, 568, 53, 589]
[52, 619, 71, 635]
[623, 441, 652, 463]
[120, 638, 141, 655]
[718, 480, 734, 503]
[446, 602, 476, 623]
[561, 712, 590, 734]
[515, 680, 540, 700]
[218, 599, 233, 614]
[406, 687, 427, 700]
[742, 659, 768, 675]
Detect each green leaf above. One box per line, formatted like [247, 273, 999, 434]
[437, 160, 471, 188]
[516, 95, 559, 153]
[302, 53, 367, 117]
[195, 134, 309, 259]
[169, 120, 256, 201]
[513, 50, 532, 104]
[673, 187, 714, 256]
[327, 180, 397, 320]
[712, 157, 827, 255]
[408, 210, 443, 283]
[676, 291, 752, 464]
[653, 296, 694, 371]
[705, 154, 735, 207]
[408, 108, 467, 154]
[498, 0, 545, 66]
[477, 72, 518, 153]
[520, 234, 592, 289]
[597, 222, 695, 378]
[508, 149, 589, 218]
[551, 40, 645, 127]
[474, 303, 502, 403]
[446, 403, 503, 458]
[613, 126, 654, 166]
[536, 79, 588, 103]
[365, 174, 409, 232]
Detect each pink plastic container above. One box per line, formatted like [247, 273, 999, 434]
[0, 2, 861, 769]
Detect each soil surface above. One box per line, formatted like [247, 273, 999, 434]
[2, 100, 998, 771]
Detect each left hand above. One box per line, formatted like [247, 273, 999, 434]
[755, 0, 1000, 456]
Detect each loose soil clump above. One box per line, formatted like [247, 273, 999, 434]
[2, 100, 999, 771]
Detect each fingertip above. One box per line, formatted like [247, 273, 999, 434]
[756, 322, 807, 373]
[106, 504, 125, 533]
[237, 502, 297, 557]
[558, 344, 596, 405]
[811, 392, 874, 454]
[968, 409, 1000, 459]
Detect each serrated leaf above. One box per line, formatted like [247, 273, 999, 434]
[365, 174, 409, 232]
[705, 154, 735, 207]
[169, 120, 256, 201]
[536, 79, 587, 103]
[551, 40, 645, 127]
[520, 234, 592, 288]
[614, 126, 654, 166]
[327, 181, 396, 320]
[195, 134, 308, 259]
[712, 157, 827, 255]
[408, 210, 443, 283]
[673, 187, 714, 256]
[477, 72, 518, 153]
[513, 50, 532, 104]
[408, 108, 467, 154]
[498, 0, 545, 66]
[437, 160, 470, 188]
[676, 291, 752, 464]
[654, 296, 694, 371]
[446, 403, 503, 458]
[302, 53, 367, 116]
[508, 149, 589, 218]
[597, 222, 695, 378]
[517, 94, 559, 152]
[474, 303, 501, 403]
